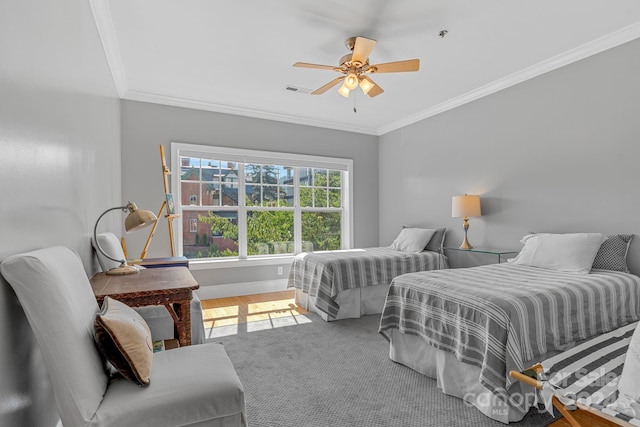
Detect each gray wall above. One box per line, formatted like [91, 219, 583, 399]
[120, 100, 379, 288]
[0, 1, 120, 425]
[380, 38, 640, 272]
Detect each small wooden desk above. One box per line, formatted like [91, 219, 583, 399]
[90, 267, 199, 347]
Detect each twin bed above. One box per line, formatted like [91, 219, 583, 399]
[379, 262, 640, 422]
[288, 231, 640, 424]
[378, 232, 640, 423]
[288, 227, 447, 321]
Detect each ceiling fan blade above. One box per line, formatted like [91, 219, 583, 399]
[352, 36, 376, 65]
[311, 77, 345, 95]
[293, 62, 339, 71]
[366, 79, 384, 98]
[369, 58, 420, 73]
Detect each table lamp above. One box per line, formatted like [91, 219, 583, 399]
[93, 202, 158, 275]
[451, 194, 482, 249]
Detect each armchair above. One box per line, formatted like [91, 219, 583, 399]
[0, 246, 246, 426]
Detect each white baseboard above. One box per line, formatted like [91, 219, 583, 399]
[195, 279, 289, 300]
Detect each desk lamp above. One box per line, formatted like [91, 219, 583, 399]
[93, 202, 157, 275]
[451, 194, 482, 250]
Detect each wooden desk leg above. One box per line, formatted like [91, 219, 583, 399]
[173, 300, 192, 347]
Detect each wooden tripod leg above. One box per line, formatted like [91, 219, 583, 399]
[140, 200, 166, 260]
[167, 216, 176, 256]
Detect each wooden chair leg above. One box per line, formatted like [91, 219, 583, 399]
[552, 396, 582, 427]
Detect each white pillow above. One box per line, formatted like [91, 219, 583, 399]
[507, 233, 606, 274]
[93, 232, 125, 271]
[607, 322, 640, 417]
[390, 228, 436, 253]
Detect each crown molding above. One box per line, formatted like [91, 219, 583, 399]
[122, 90, 379, 135]
[89, 0, 127, 97]
[377, 21, 640, 135]
[91, 3, 640, 137]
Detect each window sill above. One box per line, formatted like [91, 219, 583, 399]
[188, 255, 295, 271]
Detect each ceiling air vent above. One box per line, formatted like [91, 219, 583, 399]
[285, 85, 312, 94]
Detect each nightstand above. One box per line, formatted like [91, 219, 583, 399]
[443, 247, 519, 264]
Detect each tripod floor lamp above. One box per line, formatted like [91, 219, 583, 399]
[93, 202, 158, 275]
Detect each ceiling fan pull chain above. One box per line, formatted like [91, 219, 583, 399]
[353, 90, 357, 113]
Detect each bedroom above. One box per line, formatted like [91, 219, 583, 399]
[1, 1, 640, 426]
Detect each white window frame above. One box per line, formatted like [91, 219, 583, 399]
[171, 142, 353, 269]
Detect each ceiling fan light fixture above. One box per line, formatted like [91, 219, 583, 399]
[344, 72, 358, 90]
[338, 82, 351, 97]
[359, 77, 375, 95]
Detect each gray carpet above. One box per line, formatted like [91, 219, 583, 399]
[211, 313, 555, 427]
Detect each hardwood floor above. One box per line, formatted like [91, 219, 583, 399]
[201, 290, 308, 329]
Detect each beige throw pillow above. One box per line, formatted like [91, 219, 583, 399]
[94, 296, 154, 386]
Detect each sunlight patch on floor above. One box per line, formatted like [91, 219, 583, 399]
[202, 290, 312, 338]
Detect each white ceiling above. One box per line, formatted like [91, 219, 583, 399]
[91, 0, 640, 135]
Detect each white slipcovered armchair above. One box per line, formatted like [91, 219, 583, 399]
[0, 246, 247, 426]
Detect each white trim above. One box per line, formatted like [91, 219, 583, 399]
[89, 0, 128, 97]
[172, 142, 353, 171]
[189, 256, 294, 270]
[172, 142, 352, 260]
[195, 279, 289, 300]
[123, 90, 379, 135]
[378, 22, 640, 135]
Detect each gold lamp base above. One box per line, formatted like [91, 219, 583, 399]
[459, 237, 473, 250]
[459, 217, 473, 250]
[106, 264, 140, 276]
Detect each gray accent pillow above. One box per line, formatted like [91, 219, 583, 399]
[592, 234, 633, 273]
[426, 228, 446, 252]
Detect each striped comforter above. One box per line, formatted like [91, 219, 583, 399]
[379, 263, 640, 397]
[541, 321, 640, 425]
[287, 247, 447, 320]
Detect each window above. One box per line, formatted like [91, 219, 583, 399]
[171, 143, 352, 262]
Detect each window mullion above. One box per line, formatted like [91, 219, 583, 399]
[238, 163, 247, 259]
[293, 167, 301, 253]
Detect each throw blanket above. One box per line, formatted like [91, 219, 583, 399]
[288, 247, 446, 319]
[379, 264, 640, 399]
[540, 321, 640, 425]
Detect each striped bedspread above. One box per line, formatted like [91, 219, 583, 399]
[379, 263, 640, 398]
[541, 321, 640, 425]
[287, 247, 447, 319]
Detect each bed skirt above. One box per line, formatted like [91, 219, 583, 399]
[295, 285, 390, 321]
[388, 329, 544, 424]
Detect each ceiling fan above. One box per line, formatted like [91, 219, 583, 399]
[293, 36, 420, 98]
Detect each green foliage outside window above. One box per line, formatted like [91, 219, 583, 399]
[198, 204, 340, 256]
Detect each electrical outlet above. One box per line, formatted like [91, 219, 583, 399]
[277, 266, 283, 275]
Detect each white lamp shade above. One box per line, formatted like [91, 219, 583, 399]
[338, 83, 351, 97]
[344, 73, 358, 90]
[452, 195, 481, 218]
[359, 76, 375, 95]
